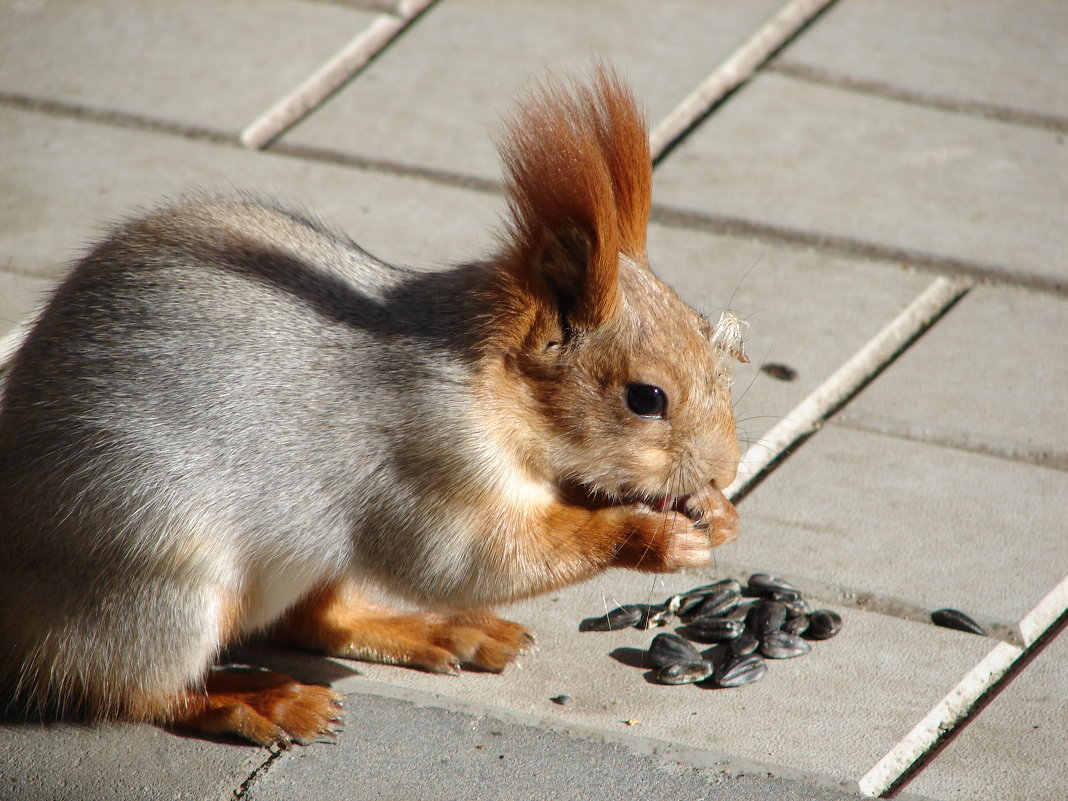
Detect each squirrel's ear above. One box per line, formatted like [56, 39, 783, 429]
[496, 67, 649, 330]
[525, 219, 620, 331]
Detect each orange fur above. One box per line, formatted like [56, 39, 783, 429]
[170, 670, 342, 747]
[271, 580, 535, 675]
[495, 66, 651, 330]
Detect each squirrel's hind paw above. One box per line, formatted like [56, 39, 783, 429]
[172, 669, 343, 748]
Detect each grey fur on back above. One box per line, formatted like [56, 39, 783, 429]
[0, 198, 502, 706]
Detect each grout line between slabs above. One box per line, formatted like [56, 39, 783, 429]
[239, 0, 438, 149]
[649, 0, 840, 160]
[831, 410, 1068, 473]
[858, 574, 1068, 797]
[2, 90, 1063, 296]
[724, 276, 973, 501]
[767, 60, 1068, 135]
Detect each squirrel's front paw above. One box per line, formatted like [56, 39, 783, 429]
[682, 484, 740, 547]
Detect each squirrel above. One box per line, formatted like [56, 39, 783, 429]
[0, 67, 742, 746]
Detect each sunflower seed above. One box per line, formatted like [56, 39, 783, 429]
[684, 578, 742, 597]
[931, 608, 987, 636]
[804, 609, 843, 640]
[579, 604, 643, 632]
[747, 573, 798, 597]
[648, 633, 702, 668]
[637, 603, 671, 629]
[685, 617, 745, 642]
[783, 615, 809, 636]
[746, 600, 787, 636]
[715, 654, 767, 687]
[761, 362, 798, 381]
[678, 587, 742, 622]
[771, 591, 811, 617]
[728, 630, 760, 657]
[656, 660, 714, 685]
[760, 630, 812, 659]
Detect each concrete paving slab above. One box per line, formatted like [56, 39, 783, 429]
[652, 72, 1068, 287]
[237, 569, 992, 790]
[726, 425, 1068, 628]
[906, 622, 1068, 801]
[0, 718, 262, 801]
[646, 224, 934, 448]
[240, 691, 871, 801]
[773, 0, 1068, 120]
[0, 0, 372, 135]
[0, 106, 502, 279]
[0, 106, 937, 455]
[281, 0, 783, 181]
[841, 285, 1068, 466]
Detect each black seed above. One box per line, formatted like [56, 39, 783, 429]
[648, 633, 702, 669]
[679, 587, 742, 622]
[579, 604, 643, 632]
[770, 590, 810, 617]
[656, 660, 714, 685]
[685, 617, 745, 642]
[684, 578, 742, 597]
[636, 604, 671, 630]
[746, 600, 787, 636]
[783, 615, 809, 636]
[804, 609, 843, 640]
[715, 654, 767, 687]
[747, 573, 798, 597]
[729, 630, 760, 657]
[931, 608, 987, 636]
[550, 694, 572, 706]
[761, 362, 798, 381]
[760, 630, 812, 659]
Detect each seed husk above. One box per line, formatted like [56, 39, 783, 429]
[656, 660, 714, 685]
[760, 630, 812, 659]
[648, 632, 702, 668]
[729, 630, 760, 657]
[679, 587, 742, 623]
[747, 573, 798, 597]
[746, 600, 787, 636]
[783, 615, 809, 636]
[685, 617, 745, 642]
[579, 604, 643, 632]
[931, 608, 987, 636]
[684, 578, 742, 597]
[771, 591, 811, 617]
[715, 654, 767, 687]
[761, 362, 798, 381]
[804, 609, 843, 640]
[637, 603, 671, 630]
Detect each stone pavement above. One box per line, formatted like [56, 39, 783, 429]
[0, 1, 1065, 799]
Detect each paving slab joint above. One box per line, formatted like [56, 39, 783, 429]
[858, 575, 1068, 797]
[727, 276, 973, 501]
[766, 60, 1068, 135]
[231, 746, 285, 800]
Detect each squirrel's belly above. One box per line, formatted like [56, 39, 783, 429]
[240, 556, 333, 632]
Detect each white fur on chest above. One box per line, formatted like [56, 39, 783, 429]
[241, 554, 329, 632]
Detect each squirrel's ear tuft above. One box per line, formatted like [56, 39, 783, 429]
[496, 65, 651, 329]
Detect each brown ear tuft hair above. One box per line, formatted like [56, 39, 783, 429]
[496, 66, 652, 326]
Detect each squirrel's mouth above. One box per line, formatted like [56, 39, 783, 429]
[560, 481, 702, 524]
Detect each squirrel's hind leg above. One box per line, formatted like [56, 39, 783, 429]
[270, 580, 535, 675]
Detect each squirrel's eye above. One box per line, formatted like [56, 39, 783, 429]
[626, 383, 667, 418]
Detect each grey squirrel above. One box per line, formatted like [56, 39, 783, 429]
[0, 67, 742, 746]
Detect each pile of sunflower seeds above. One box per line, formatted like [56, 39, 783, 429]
[579, 573, 842, 688]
